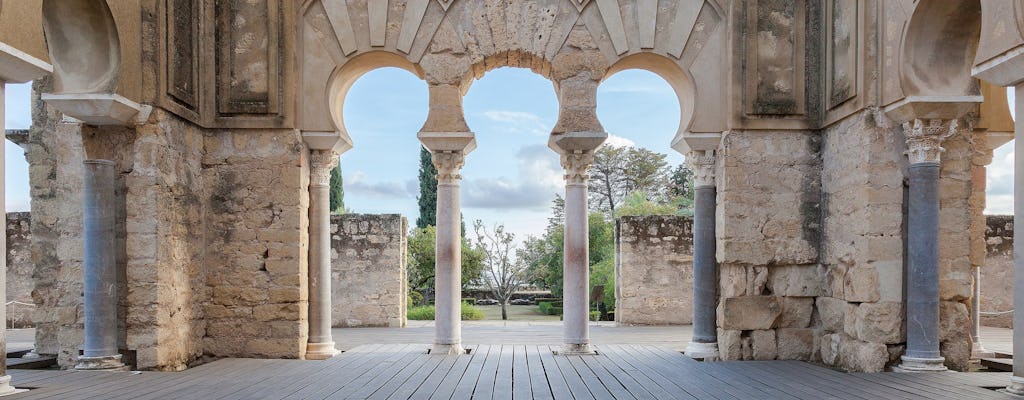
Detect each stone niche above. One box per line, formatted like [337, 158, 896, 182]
[615, 215, 694, 325]
[330, 214, 408, 328]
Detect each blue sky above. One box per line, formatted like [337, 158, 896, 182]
[2, 74, 1017, 240]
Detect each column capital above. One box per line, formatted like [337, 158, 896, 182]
[432, 150, 466, 185]
[686, 151, 717, 188]
[309, 150, 339, 187]
[903, 118, 958, 164]
[560, 150, 594, 186]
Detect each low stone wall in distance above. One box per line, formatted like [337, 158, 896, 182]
[331, 214, 407, 328]
[615, 215, 694, 325]
[982, 215, 1013, 328]
[6, 212, 33, 328]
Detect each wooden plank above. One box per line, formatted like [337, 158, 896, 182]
[281, 344, 400, 400]
[512, 345, 532, 400]
[449, 345, 491, 400]
[577, 352, 634, 400]
[353, 346, 434, 399]
[566, 354, 617, 399]
[769, 361, 915, 400]
[537, 345, 573, 400]
[581, 350, 653, 400]
[548, 346, 596, 400]
[384, 350, 447, 400]
[366, 348, 434, 400]
[491, 345, 513, 400]
[525, 345, 554, 400]
[423, 346, 474, 400]
[327, 344, 422, 399]
[594, 346, 678, 400]
[301, 344, 414, 400]
[601, 345, 701, 400]
[630, 345, 768, 399]
[470, 344, 501, 399]
[406, 351, 460, 399]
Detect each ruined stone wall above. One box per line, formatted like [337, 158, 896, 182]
[716, 130, 823, 363]
[615, 216, 694, 325]
[982, 215, 1013, 328]
[6, 212, 33, 328]
[818, 111, 906, 373]
[331, 214, 407, 328]
[201, 129, 309, 360]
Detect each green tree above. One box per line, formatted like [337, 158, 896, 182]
[329, 164, 345, 214]
[416, 147, 437, 228]
[614, 191, 678, 218]
[588, 145, 670, 218]
[472, 220, 529, 320]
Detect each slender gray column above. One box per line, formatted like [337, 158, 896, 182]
[686, 151, 718, 359]
[1007, 84, 1024, 394]
[897, 119, 954, 372]
[306, 151, 339, 360]
[561, 151, 594, 355]
[76, 160, 125, 370]
[0, 83, 16, 393]
[432, 151, 466, 355]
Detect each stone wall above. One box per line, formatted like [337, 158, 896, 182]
[6, 212, 32, 328]
[615, 216, 694, 325]
[716, 130, 824, 364]
[331, 214, 407, 328]
[982, 215, 1013, 328]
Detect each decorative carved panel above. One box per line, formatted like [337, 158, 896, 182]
[827, 0, 857, 109]
[167, 0, 198, 111]
[215, 0, 280, 116]
[744, 0, 806, 116]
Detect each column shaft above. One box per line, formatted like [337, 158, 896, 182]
[1012, 84, 1024, 391]
[905, 163, 942, 361]
[688, 185, 718, 353]
[562, 181, 590, 352]
[306, 151, 338, 360]
[77, 160, 124, 370]
[0, 83, 12, 393]
[432, 150, 466, 355]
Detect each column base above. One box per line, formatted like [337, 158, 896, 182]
[75, 354, 127, 371]
[558, 343, 596, 355]
[893, 356, 948, 372]
[971, 341, 995, 360]
[305, 342, 339, 360]
[431, 343, 465, 355]
[1003, 376, 1024, 396]
[685, 341, 719, 361]
[0, 375, 26, 397]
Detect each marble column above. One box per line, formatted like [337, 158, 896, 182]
[685, 151, 719, 360]
[1007, 83, 1024, 394]
[970, 148, 993, 360]
[306, 150, 339, 360]
[76, 159, 125, 370]
[432, 150, 467, 355]
[0, 83, 14, 393]
[896, 118, 956, 372]
[561, 150, 595, 355]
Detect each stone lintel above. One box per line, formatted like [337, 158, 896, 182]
[972, 45, 1024, 87]
[883, 95, 983, 124]
[302, 131, 353, 155]
[548, 131, 606, 155]
[0, 41, 52, 84]
[417, 131, 477, 154]
[672, 132, 722, 155]
[41, 93, 149, 126]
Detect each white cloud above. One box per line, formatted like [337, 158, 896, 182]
[482, 110, 549, 135]
[986, 141, 1015, 215]
[603, 134, 636, 148]
[345, 171, 415, 199]
[462, 145, 563, 210]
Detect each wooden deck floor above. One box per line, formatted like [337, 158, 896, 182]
[5, 344, 1018, 399]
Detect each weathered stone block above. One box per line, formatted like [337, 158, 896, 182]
[815, 296, 848, 332]
[769, 265, 826, 297]
[777, 328, 816, 361]
[747, 330, 777, 361]
[941, 336, 971, 371]
[938, 301, 970, 342]
[854, 302, 904, 344]
[843, 265, 880, 302]
[718, 296, 781, 330]
[839, 335, 888, 373]
[718, 329, 743, 361]
[778, 297, 814, 328]
[820, 333, 841, 366]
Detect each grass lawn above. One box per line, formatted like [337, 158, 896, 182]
[476, 305, 561, 321]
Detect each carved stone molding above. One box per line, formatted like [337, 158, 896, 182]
[903, 119, 958, 164]
[687, 151, 717, 188]
[432, 151, 466, 184]
[309, 150, 339, 187]
[561, 150, 595, 186]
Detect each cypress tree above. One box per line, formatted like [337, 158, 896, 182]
[416, 146, 438, 228]
[329, 164, 345, 213]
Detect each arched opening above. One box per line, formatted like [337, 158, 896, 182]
[901, 0, 982, 97]
[596, 64, 691, 327]
[458, 66, 562, 321]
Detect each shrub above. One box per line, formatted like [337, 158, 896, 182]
[590, 311, 600, 321]
[538, 301, 553, 315]
[408, 291, 424, 307]
[462, 298, 477, 306]
[407, 302, 485, 321]
[407, 305, 434, 320]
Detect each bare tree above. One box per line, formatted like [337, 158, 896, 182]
[472, 220, 529, 320]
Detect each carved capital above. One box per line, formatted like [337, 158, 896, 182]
[903, 119, 958, 164]
[561, 150, 595, 186]
[309, 150, 339, 187]
[432, 150, 466, 184]
[687, 151, 717, 188]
